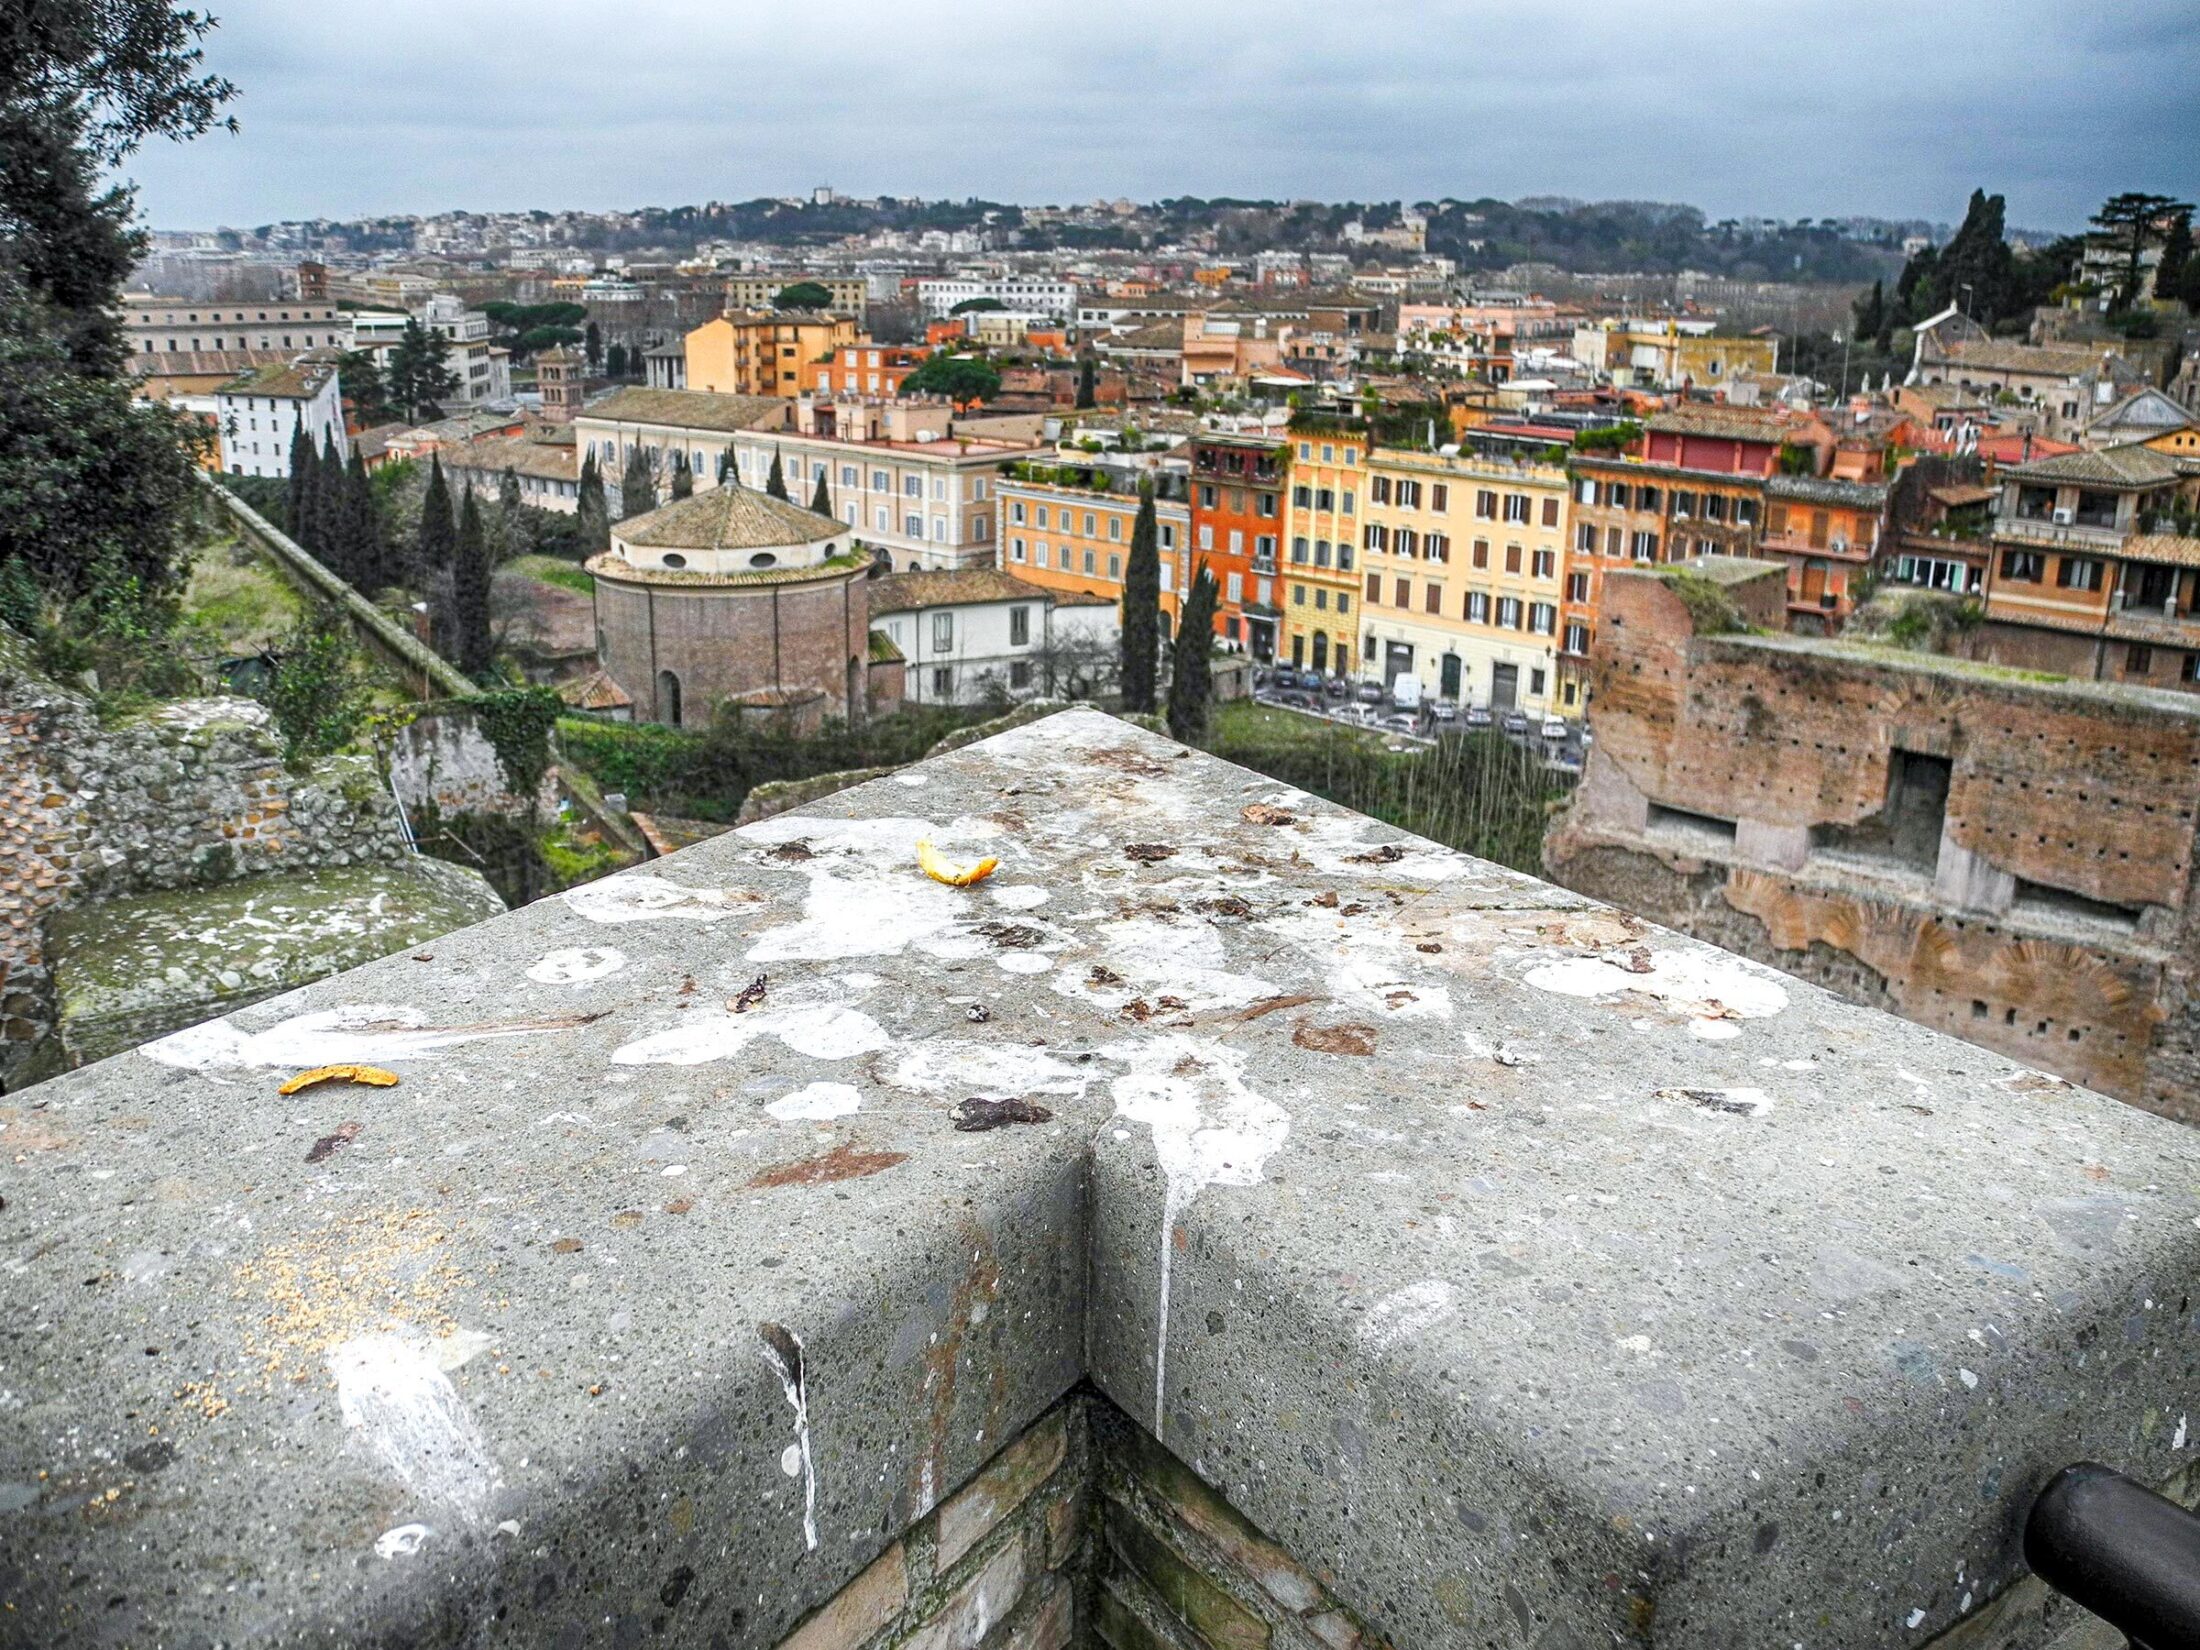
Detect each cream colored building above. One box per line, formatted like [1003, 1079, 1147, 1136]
[1357, 449, 1570, 715]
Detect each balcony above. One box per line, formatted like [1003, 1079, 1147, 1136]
[1997, 514, 2126, 554]
[9, 709, 2198, 1650]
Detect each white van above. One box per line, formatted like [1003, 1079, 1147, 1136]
[1389, 675, 1423, 712]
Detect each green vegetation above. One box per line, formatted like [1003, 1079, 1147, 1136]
[1119, 484, 1160, 713]
[1571, 421, 1641, 455]
[1660, 569, 1748, 635]
[1166, 565, 1219, 742]
[257, 612, 370, 766]
[1202, 702, 1572, 876]
[555, 702, 1000, 822]
[181, 538, 307, 653]
[774, 281, 834, 310]
[386, 318, 460, 423]
[509, 555, 594, 594]
[902, 351, 1003, 404]
[949, 296, 1007, 315]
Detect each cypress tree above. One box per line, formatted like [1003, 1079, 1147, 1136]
[810, 467, 832, 518]
[415, 453, 456, 585]
[285, 424, 314, 534]
[576, 451, 609, 553]
[305, 431, 343, 567]
[1119, 483, 1161, 712]
[1076, 354, 1097, 409]
[453, 487, 493, 679]
[342, 448, 382, 593]
[1166, 563, 1219, 743]
[620, 446, 656, 520]
[670, 452, 693, 500]
[499, 465, 521, 517]
[765, 447, 788, 500]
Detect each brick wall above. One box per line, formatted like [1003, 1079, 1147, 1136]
[1549, 566, 2200, 1118]
[768, 1393, 1386, 1650]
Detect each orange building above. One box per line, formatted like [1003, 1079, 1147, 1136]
[999, 466, 1192, 633]
[685, 309, 858, 397]
[1189, 432, 1286, 657]
[800, 341, 927, 398]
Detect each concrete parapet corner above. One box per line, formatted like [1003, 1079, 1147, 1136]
[5, 707, 2199, 1648]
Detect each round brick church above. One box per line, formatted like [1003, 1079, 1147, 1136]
[588, 487, 898, 730]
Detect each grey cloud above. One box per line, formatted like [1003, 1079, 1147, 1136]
[124, 0, 2200, 230]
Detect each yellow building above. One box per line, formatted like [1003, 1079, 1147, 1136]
[685, 309, 859, 397]
[1280, 424, 1366, 678]
[1358, 449, 1571, 716]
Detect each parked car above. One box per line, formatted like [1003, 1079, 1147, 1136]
[1380, 713, 1418, 735]
[1322, 675, 1350, 699]
[1390, 675, 1424, 713]
[1501, 709, 1531, 737]
[1464, 705, 1492, 730]
[1268, 666, 1299, 690]
[1541, 715, 1569, 741]
[1355, 681, 1385, 706]
[1430, 698, 1460, 724]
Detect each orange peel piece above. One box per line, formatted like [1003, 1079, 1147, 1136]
[916, 838, 999, 888]
[278, 1064, 400, 1095]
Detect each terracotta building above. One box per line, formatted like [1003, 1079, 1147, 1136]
[1000, 466, 1191, 634]
[1547, 557, 2200, 1120]
[684, 310, 859, 398]
[587, 486, 899, 731]
[1188, 432, 1286, 657]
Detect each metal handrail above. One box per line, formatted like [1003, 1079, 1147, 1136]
[2025, 1462, 2200, 1649]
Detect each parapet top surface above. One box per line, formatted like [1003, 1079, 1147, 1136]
[7, 707, 2199, 1648]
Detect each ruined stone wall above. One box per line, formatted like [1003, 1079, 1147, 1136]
[0, 638, 409, 1087]
[1550, 568, 2200, 1117]
[765, 1393, 1387, 1650]
[385, 707, 562, 820]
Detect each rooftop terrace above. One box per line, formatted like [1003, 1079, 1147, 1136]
[6, 708, 2198, 1647]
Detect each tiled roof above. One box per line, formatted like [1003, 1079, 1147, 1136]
[1108, 320, 1186, 352]
[868, 570, 1060, 615]
[2115, 533, 2200, 570]
[615, 485, 839, 551]
[443, 431, 582, 484]
[581, 387, 791, 434]
[1926, 338, 2119, 378]
[1646, 405, 1794, 444]
[217, 356, 339, 400]
[127, 348, 292, 380]
[1766, 474, 1890, 509]
[2003, 445, 2181, 488]
[556, 669, 632, 710]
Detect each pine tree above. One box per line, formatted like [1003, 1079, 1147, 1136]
[1166, 563, 1219, 743]
[341, 448, 382, 592]
[809, 467, 831, 518]
[285, 425, 314, 532]
[576, 450, 609, 554]
[765, 447, 788, 500]
[388, 318, 459, 423]
[415, 453, 456, 585]
[619, 446, 656, 520]
[1119, 483, 1161, 712]
[670, 452, 693, 499]
[453, 487, 493, 680]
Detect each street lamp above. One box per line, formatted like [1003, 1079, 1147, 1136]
[1833, 330, 1851, 400]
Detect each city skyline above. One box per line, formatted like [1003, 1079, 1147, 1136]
[124, 0, 2200, 233]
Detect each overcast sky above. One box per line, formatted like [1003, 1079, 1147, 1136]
[125, 0, 2199, 233]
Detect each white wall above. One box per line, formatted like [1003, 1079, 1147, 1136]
[217, 374, 348, 479]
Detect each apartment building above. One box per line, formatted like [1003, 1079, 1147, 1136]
[1571, 319, 1778, 391]
[1000, 467, 1192, 633]
[914, 275, 1077, 321]
[1973, 445, 2200, 685]
[1358, 449, 1568, 714]
[721, 274, 868, 319]
[801, 341, 927, 399]
[350, 295, 510, 407]
[123, 293, 345, 355]
[215, 356, 348, 478]
[717, 400, 1038, 573]
[1188, 433, 1286, 656]
[685, 310, 859, 397]
[869, 570, 1117, 706]
[1280, 424, 1364, 677]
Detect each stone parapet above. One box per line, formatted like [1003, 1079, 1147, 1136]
[5, 708, 2199, 1647]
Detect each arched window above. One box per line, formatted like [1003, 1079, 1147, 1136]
[657, 669, 682, 727]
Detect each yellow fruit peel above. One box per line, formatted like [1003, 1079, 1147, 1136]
[278, 1064, 401, 1096]
[916, 838, 999, 888]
